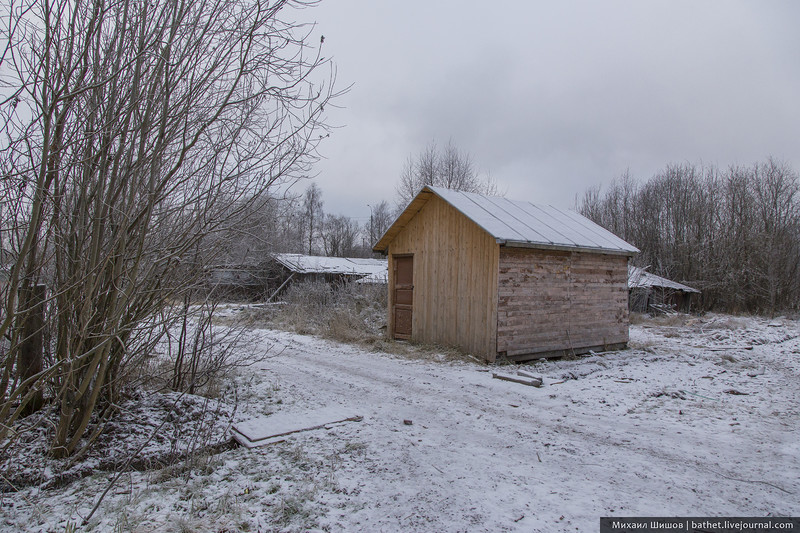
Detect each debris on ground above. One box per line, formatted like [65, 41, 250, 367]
[232, 407, 363, 448]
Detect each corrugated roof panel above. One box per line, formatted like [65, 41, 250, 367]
[530, 204, 621, 251]
[471, 194, 560, 245]
[431, 188, 529, 242]
[272, 254, 387, 276]
[558, 208, 639, 252]
[628, 266, 700, 293]
[500, 199, 587, 247]
[427, 187, 638, 253]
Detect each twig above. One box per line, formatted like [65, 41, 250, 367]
[679, 390, 719, 401]
[707, 468, 794, 495]
[82, 392, 192, 526]
[0, 471, 46, 523]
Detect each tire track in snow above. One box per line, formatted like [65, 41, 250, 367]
[247, 329, 799, 530]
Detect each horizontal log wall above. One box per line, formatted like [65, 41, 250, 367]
[497, 248, 629, 357]
[388, 195, 499, 360]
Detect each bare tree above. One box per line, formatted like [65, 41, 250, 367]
[0, 0, 337, 457]
[395, 139, 497, 209]
[579, 158, 800, 314]
[751, 158, 800, 314]
[368, 200, 392, 245]
[322, 214, 359, 257]
[302, 183, 324, 255]
[213, 190, 306, 264]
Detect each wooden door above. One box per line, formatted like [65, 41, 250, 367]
[393, 255, 413, 339]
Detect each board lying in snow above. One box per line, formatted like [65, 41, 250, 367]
[232, 407, 363, 449]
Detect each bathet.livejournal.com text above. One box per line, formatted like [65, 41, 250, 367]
[599, 517, 798, 532]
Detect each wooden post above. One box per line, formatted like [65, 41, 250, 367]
[266, 272, 295, 303]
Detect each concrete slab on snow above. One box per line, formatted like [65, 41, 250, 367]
[232, 407, 363, 449]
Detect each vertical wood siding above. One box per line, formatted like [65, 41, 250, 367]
[497, 248, 629, 356]
[388, 196, 499, 360]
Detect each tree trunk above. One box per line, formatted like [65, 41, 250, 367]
[17, 283, 46, 416]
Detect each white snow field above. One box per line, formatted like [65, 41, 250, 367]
[2, 314, 798, 532]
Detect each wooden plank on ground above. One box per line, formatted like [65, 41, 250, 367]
[233, 407, 363, 449]
[492, 372, 543, 387]
[517, 368, 543, 381]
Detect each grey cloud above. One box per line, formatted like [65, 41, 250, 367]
[309, 1, 800, 217]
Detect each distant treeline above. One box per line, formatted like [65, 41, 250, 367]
[579, 158, 800, 314]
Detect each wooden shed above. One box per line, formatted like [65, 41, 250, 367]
[373, 186, 639, 362]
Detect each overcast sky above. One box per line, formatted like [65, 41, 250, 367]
[297, 1, 800, 223]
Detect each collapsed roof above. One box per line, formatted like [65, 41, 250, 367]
[628, 266, 700, 293]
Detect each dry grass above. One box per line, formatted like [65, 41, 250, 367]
[367, 337, 483, 364]
[244, 280, 485, 365]
[644, 313, 695, 328]
[253, 280, 387, 344]
[700, 314, 752, 330]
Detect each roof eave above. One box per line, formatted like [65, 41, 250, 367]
[500, 240, 638, 257]
[372, 188, 436, 252]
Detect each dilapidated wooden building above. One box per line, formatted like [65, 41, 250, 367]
[628, 266, 700, 314]
[205, 254, 387, 300]
[373, 186, 639, 362]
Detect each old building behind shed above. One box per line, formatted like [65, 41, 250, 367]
[266, 253, 387, 299]
[628, 266, 700, 313]
[373, 186, 639, 362]
[205, 254, 388, 300]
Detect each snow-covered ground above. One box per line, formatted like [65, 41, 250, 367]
[3, 313, 798, 532]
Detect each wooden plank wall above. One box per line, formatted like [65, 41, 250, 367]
[388, 195, 499, 360]
[497, 248, 629, 356]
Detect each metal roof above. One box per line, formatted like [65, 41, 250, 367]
[355, 269, 388, 284]
[628, 266, 700, 293]
[374, 186, 639, 255]
[272, 253, 387, 278]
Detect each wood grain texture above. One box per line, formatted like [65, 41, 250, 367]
[496, 247, 629, 357]
[387, 195, 499, 360]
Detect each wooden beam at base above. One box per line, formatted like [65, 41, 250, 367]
[503, 342, 629, 362]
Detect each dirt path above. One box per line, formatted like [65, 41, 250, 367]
[246, 324, 799, 532]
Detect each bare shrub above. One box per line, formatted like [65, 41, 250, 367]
[0, 0, 338, 457]
[254, 280, 483, 363]
[271, 280, 387, 343]
[0, 391, 234, 491]
[579, 159, 800, 314]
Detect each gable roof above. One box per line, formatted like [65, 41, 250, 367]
[373, 186, 639, 255]
[272, 253, 387, 278]
[628, 266, 700, 294]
